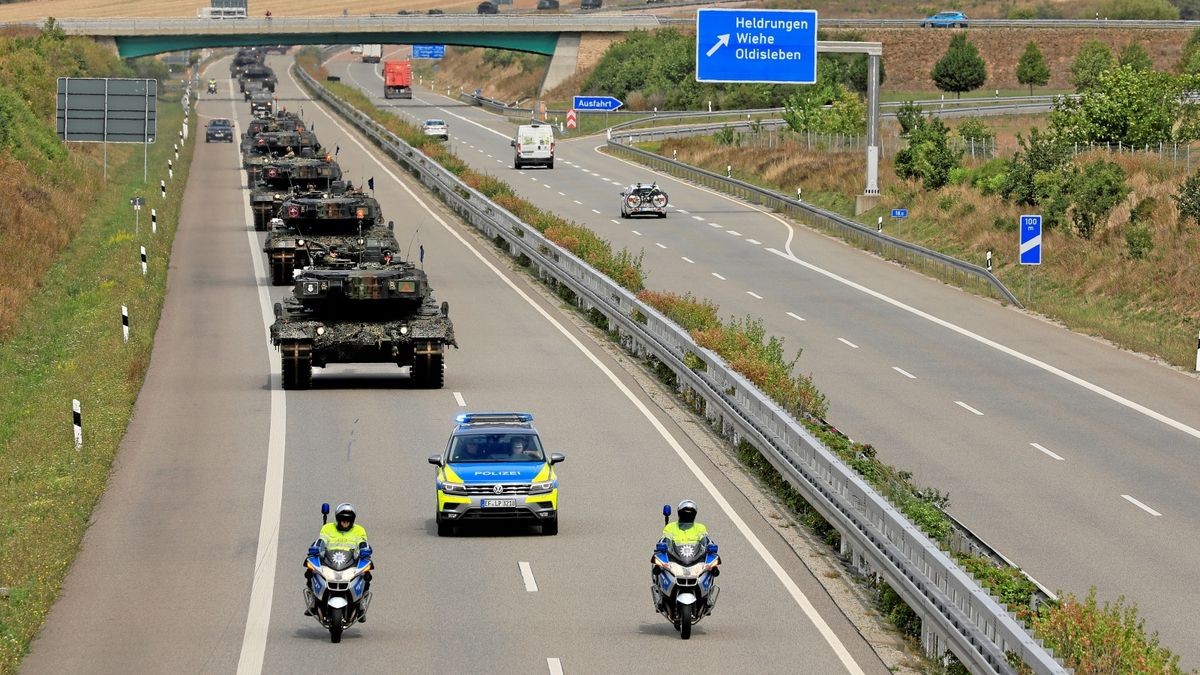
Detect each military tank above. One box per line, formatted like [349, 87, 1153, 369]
[270, 242, 457, 389]
[249, 156, 344, 230]
[262, 186, 383, 285]
[238, 64, 277, 93]
[242, 130, 315, 182]
[230, 48, 263, 78]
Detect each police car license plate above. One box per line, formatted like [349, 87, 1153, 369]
[482, 499, 515, 508]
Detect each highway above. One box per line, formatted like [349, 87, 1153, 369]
[329, 47, 1200, 666]
[19, 55, 889, 674]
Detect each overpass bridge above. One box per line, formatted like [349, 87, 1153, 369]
[10, 15, 670, 93]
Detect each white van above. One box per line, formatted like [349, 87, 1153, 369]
[197, 6, 247, 18]
[511, 123, 554, 169]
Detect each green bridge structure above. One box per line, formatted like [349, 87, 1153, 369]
[11, 15, 674, 93]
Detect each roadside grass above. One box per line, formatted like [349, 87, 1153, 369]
[632, 131, 1200, 369]
[0, 96, 193, 674]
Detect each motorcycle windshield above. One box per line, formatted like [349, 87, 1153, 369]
[671, 538, 708, 565]
[321, 547, 359, 571]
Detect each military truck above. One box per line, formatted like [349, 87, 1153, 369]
[242, 78, 268, 102]
[238, 64, 277, 93]
[270, 244, 457, 390]
[249, 157, 343, 230]
[249, 90, 274, 118]
[263, 187, 383, 285]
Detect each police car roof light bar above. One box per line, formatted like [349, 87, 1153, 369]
[455, 412, 534, 426]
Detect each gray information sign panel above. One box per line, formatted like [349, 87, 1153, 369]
[56, 77, 157, 144]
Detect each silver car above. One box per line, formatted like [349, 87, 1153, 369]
[620, 183, 669, 218]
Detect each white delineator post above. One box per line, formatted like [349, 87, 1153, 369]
[72, 399, 82, 449]
[121, 305, 129, 343]
[1195, 329, 1199, 372]
[151, 208, 157, 234]
[160, 179, 166, 200]
[140, 246, 147, 275]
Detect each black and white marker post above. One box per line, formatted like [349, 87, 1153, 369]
[168, 159, 173, 180]
[121, 305, 129, 343]
[72, 399, 82, 449]
[140, 246, 147, 275]
[151, 208, 157, 234]
[160, 179, 166, 200]
[877, 216, 883, 233]
[986, 249, 993, 272]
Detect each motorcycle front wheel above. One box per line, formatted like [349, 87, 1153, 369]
[328, 607, 344, 643]
[679, 603, 692, 640]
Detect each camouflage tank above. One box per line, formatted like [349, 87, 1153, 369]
[262, 187, 383, 285]
[238, 64, 277, 93]
[270, 247, 457, 390]
[230, 49, 263, 78]
[242, 130, 316, 182]
[249, 157, 343, 230]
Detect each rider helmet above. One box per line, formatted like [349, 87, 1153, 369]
[334, 503, 357, 531]
[677, 499, 698, 524]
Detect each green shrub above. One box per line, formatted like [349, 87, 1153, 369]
[894, 117, 962, 190]
[1126, 223, 1154, 258]
[896, 100, 923, 137]
[956, 118, 994, 144]
[1031, 589, 1185, 673]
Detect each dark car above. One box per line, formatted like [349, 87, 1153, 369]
[477, 1, 497, 13]
[537, 0, 559, 8]
[580, 0, 602, 8]
[205, 118, 234, 143]
[427, 8, 444, 14]
[921, 11, 968, 27]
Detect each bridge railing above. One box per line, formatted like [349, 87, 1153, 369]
[32, 14, 667, 34]
[293, 61, 1064, 673]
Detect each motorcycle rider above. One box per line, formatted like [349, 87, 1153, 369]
[652, 499, 719, 610]
[305, 503, 372, 621]
[207, 78, 217, 93]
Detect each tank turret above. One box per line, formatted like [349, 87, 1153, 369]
[262, 188, 386, 284]
[248, 157, 343, 230]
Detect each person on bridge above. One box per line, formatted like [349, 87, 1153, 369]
[265, 10, 272, 19]
[305, 503, 372, 621]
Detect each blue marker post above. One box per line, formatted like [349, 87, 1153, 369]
[1019, 214, 1042, 303]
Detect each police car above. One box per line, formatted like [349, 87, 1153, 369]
[428, 413, 564, 536]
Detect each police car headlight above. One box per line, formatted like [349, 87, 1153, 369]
[440, 481, 468, 494]
[529, 480, 555, 495]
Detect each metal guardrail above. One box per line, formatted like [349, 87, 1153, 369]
[293, 61, 1063, 674]
[602, 134, 1022, 307]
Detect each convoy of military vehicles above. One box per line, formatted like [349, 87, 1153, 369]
[227, 48, 456, 390]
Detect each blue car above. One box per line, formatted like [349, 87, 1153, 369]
[921, 11, 968, 27]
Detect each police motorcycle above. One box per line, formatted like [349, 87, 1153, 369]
[650, 504, 721, 639]
[207, 79, 217, 95]
[303, 503, 374, 643]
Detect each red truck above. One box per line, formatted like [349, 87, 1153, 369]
[383, 60, 413, 99]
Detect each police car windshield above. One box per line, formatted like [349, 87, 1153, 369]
[449, 434, 544, 462]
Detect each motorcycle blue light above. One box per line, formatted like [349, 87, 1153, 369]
[308, 545, 320, 556]
[706, 543, 719, 554]
[655, 541, 668, 553]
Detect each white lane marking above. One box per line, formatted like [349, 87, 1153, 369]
[233, 64, 287, 675]
[746, 238, 762, 245]
[747, 291, 763, 299]
[1030, 442, 1063, 461]
[712, 272, 726, 280]
[764, 247, 1200, 443]
[892, 366, 916, 379]
[557, 191, 566, 196]
[530, 177, 538, 182]
[726, 230, 743, 237]
[454, 391, 466, 407]
[573, 199, 582, 205]
[955, 401, 984, 416]
[302, 72, 866, 673]
[692, 215, 705, 221]
[676, 209, 689, 214]
[610, 219, 620, 224]
[681, 256, 695, 264]
[837, 338, 859, 349]
[631, 230, 643, 236]
[496, 159, 503, 164]
[787, 312, 805, 322]
[709, 222, 722, 228]
[655, 243, 667, 249]
[543, 184, 552, 189]
[1121, 494, 1162, 516]
[591, 209, 601, 214]
[519, 561, 539, 592]
[547, 658, 564, 675]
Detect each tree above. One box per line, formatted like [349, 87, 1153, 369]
[1051, 65, 1188, 146]
[1000, 127, 1073, 213]
[931, 34, 987, 99]
[896, 101, 923, 136]
[1016, 41, 1051, 95]
[1071, 40, 1114, 92]
[894, 117, 962, 190]
[1118, 43, 1154, 71]
[1176, 0, 1200, 21]
[1069, 159, 1130, 239]
[1173, 170, 1200, 224]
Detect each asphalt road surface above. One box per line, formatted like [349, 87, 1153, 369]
[20, 55, 889, 675]
[329, 47, 1200, 666]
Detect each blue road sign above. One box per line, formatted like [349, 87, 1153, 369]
[412, 44, 445, 59]
[1019, 214, 1042, 265]
[695, 9, 818, 84]
[891, 208, 908, 218]
[573, 95, 623, 112]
